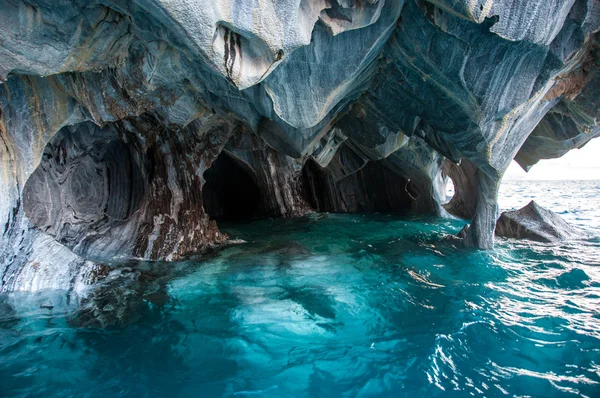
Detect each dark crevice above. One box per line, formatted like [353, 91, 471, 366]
[301, 158, 329, 211]
[202, 152, 260, 222]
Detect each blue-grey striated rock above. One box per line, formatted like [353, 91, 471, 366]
[495, 200, 584, 242]
[1, 0, 600, 293]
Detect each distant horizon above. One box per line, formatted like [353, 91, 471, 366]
[503, 138, 600, 181]
[503, 177, 600, 181]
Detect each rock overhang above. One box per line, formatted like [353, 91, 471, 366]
[1, 0, 599, 291]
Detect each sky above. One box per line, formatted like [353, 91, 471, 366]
[503, 138, 600, 181]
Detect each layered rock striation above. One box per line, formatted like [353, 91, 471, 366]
[1, 0, 600, 292]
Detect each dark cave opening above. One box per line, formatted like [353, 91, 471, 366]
[301, 158, 330, 211]
[202, 152, 261, 221]
[301, 158, 417, 214]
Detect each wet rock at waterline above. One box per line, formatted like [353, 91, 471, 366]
[495, 200, 584, 243]
[1, 0, 600, 293]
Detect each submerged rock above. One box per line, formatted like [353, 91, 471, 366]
[495, 201, 583, 243]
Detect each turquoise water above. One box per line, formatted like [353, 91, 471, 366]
[2, 181, 600, 397]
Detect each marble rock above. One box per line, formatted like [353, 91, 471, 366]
[1, 0, 600, 293]
[495, 200, 583, 242]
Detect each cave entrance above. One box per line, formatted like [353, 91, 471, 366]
[202, 152, 260, 222]
[442, 176, 455, 205]
[301, 159, 419, 214]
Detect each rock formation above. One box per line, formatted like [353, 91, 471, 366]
[1, 0, 600, 292]
[496, 200, 583, 242]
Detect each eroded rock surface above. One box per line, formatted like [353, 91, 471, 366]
[1, 0, 600, 292]
[495, 200, 583, 242]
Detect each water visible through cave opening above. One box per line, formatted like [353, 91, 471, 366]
[202, 152, 260, 221]
[442, 176, 455, 205]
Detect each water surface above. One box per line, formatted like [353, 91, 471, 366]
[1, 181, 599, 397]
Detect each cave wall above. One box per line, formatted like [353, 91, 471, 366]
[21, 115, 235, 262]
[1, 0, 600, 292]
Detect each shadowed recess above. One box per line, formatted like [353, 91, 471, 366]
[23, 123, 145, 243]
[203, 152, 261, 221]
[302, 158, 416, 214]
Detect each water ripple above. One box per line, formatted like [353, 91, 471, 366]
[0, 181, 599, 396]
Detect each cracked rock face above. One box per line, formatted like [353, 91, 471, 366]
[1, 0, 600, 292]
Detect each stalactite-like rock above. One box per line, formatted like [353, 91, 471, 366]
[1, 0, 600, 292]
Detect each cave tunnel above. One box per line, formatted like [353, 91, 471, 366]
[301, 158, 419, 214]
[202, 152, 261, 222]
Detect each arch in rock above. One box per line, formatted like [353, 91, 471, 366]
[202, 152, 261, 222]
